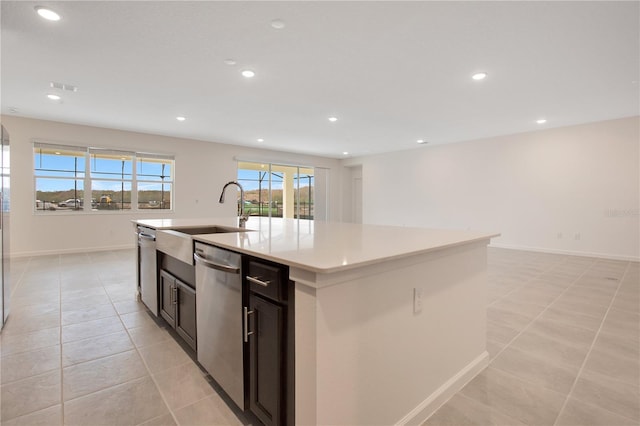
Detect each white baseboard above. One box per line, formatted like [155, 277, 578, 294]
[489, 243, 639, 263]
[395, 351, 490, 426]
[11, 244, 136, 258]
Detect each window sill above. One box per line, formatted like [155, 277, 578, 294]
[34, 209, 175, 216]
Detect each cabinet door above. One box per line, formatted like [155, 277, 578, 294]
[175, 279, 197, 351]
[159, 270, 176, 328]
[248, 294, 283, 426]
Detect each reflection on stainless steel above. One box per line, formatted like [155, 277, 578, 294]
[1, 125, 9, 328]
[137, 226, 157, 316]
[194, 242, 245, 409]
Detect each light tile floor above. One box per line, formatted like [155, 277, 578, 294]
[426, 248, 639, 426]
[0, 248, 637, 426]
[1, 249, 243, 426]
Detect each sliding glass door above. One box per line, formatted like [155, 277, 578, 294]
[237, 161, 318, 219]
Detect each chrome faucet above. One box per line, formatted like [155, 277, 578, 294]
[219, 181, 248, 228]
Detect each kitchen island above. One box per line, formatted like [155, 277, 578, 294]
[134, 217, 498, 425]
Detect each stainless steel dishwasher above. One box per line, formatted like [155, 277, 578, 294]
[137, 226, 158, 316]
[194, 242, 245, 410]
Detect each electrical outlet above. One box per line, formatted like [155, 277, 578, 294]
[557, 232, 563, 239]
[413, 288, 423, 314]
[575, 233, 581, 240]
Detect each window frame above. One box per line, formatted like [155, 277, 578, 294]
[237, 161, 316, 220]
[33, 142, 175, 214]
[135, 152, 174, 211]
[89, 148, 134, 211]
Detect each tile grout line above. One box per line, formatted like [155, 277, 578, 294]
[0, 255, 38, 422]
[10, 249, 634, 425]
[486, 254, 582, 309]
[100, 269, 183, 426]
[551, 260, 633, 426]
[63, 256, 132, 408]
[488, 256, 595, 363]
[457, 257, 600, 425]
[6, 254, 34, 301]
[454, 391, 526, 425]
[426, 254, 571, 424]
[63, 259, 165, 402]
[2, 252, 133, 423]
[61, 254, 120, 423]
[125, 331, 184, 426]
[58, 254, 65, 425]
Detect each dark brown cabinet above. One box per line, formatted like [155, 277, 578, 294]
[244, 258, 293, 426]
[248, 293, 283, 426]
[159, 269, 197, 350]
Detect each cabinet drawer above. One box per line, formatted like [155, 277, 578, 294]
[247, 260, 285, 302]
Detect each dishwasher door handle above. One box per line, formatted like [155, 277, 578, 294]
[194, 252, 240, 274]
[138, 233, 156, 241]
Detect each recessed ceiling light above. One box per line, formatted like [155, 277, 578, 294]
[54, 151, 61, 155]
[472, 72, 487, 81]
[342, 151, 349, 156]
[328, 116, 338, 122]
[270, 19, 286, 29]
[536, 118, 547, 124]
[257, 138, 264, 142]
[417, 139, 428, 144]
[47, 94, 61, 101]
[35, 6, 60, 21]
[224, 59, 237, 66]
[241, 70, 255, 78]
[176, 116, 186, 121]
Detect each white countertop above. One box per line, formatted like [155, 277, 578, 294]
[134, 217, 243, 230]
[136, 217, 498, 274]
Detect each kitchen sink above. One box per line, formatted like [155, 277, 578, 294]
[156, 226, 248, 264]
[173, 226, 247, 235]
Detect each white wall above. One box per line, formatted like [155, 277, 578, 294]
[343, 116, 640, 260]
[5, 115, 638, 259]
[2, 116, 342, 257]
[340, 165, 362, 224]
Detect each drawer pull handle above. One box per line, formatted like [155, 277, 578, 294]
[247, 276, 270, 287]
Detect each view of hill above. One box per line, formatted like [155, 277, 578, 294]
[37, 187, 309, 204]
[243, 186, 312, 204]
[36, 190, 170, 204]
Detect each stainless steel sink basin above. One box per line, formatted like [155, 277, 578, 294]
[156, 226, 247, 264]
[173, 226, 246, 235]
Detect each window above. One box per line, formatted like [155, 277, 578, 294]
[237, 161, 317, 219]
[136, 154, 173, 210]
[90, 149, 133, 211]
[34, 144, 86, 211]
[33, 142, 174, 213]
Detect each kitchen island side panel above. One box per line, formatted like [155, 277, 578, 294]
[294, 283, 318, 425]
[296, 242, 489, 425]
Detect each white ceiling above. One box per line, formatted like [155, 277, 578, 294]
[1, 1, 638, 158]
